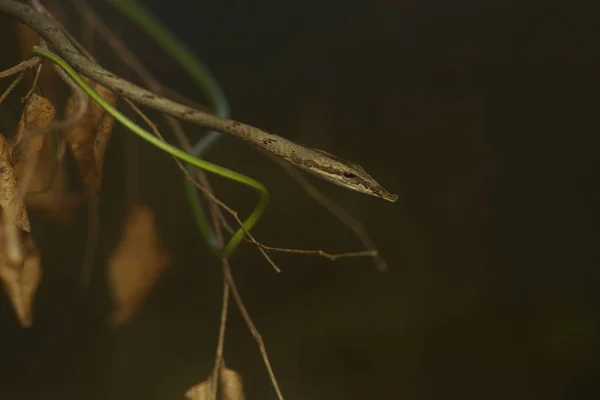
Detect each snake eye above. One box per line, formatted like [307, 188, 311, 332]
[343, 172, 357, 179]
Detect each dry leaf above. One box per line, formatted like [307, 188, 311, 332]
[185, 380, 213, 400]
[219, 367, 245, 400]
[0, 235, 42, 327]
[0, 100, 48, 326]
[1, 94, 56, 235]
[107, 204, 170, 325]
[10, 93, 81, 227]
[185, 366, 245, 400]
[0, 133, 29, 233]
[12, 93, 56, 169]
[64, 77, 117, 192]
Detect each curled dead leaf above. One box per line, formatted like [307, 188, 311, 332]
[12, 94, 56, 192]
[12, 93, 56, 159]
[107, 204, 170, 325]
[0, 235, 42, 327]
[220, 367, 245, 400]
[64, 77, 117, 192]
[185, 380, 213, 400]
[5, 91, 82, 227]
[0, 133, 29, 233]
[185, 366, 245, 400]
[1, 94, 56, 234]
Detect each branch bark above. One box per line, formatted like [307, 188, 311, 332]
[1, 0, 397, 203]
[0, 0, 320, 158]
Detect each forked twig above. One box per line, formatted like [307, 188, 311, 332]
[121, 96, 282, 273]
[71, 3, 285, 397]
[222, 264, 284, 400]
[0, 72, 24, 104]
[22, 62, 42, 102]
[74, 0, 383, 269]
[1, 0, 398, 203]
[274, 158, 389, 270]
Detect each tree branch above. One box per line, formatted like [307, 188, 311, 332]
[0, 0, 398, 203]
[0, 1, 295, 146]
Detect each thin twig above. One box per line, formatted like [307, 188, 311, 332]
[18, 40, 90, 137]
[68, 3, 286, 397]
[273, 157, 389, 271]
[1, 0, 400, 207]
[257, 245, 378, 261]
[2, 0, 289, 145]
[22, 62, 42, 102]
[210, 260, 230, 400]
[0, 72, 24, 104]
[75, 0, 286, 274]
[73, 0, 383, 272]
[70, 0, 226, 236]
[0, 56, 41, 78]
[210, 151, 285, 400]
[122, 96, 282, 273]
[223, 265, 285, 400]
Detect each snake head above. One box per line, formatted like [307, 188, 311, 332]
[302, 149, 398, 202]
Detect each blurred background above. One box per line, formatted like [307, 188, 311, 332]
[0, 0, 598, 399]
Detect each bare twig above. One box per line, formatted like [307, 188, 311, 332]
[0, 0, 294, 146]
[0, 57, 41, 78]
[72, 0, 286, 273]
[210, 152, 285, 400]
[222, 265, 285, 400]
[0, 72, 24, 104]
[14, 39, 89, 138]
[72, 0, 385, 274]
[274, 159, 389, 270]
[257, 245, 377, 261]
[22, 62, 42, 102]
[211, 260, 230, 400]
[1, 0, 398, 204]
[70, 0, 225, 228]
[67, 4, 285, 395]
[122, 96, 282, 272]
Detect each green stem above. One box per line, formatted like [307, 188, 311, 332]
[31, 48, 268, 258]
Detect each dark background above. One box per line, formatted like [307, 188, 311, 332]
[1, 0, 598, 399]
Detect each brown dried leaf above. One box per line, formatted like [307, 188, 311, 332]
[107, 204, 170, 325]
[9, 89, 81, 227]
[12, 93, 56, 168]
[220, 367, 245, 400]
[64, 78, 117, 192]
[185, 380, 213, 400]
[0, 133, 29, 232]
[185, 366, 245, 400]
[0, 235, 42, 327]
